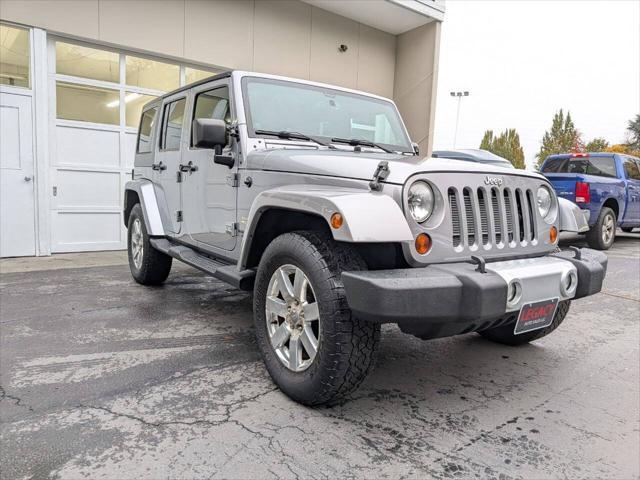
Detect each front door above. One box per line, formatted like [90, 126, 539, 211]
[0, 92, 36, 257]
[155, 94, 188, 234]
[181, 81, 238, 251]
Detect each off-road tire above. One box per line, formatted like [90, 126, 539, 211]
[586, 207, 616, 250]
[621, 227, 636, 233]
[253, 230, 380, 406]
[127, 203, 172, 285]
[479, 300, 571, 346]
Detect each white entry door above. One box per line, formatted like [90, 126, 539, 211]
[0, 92, 36, 257]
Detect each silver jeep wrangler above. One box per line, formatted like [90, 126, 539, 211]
[124, 71, 607, 405]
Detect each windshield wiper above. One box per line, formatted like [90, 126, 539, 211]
[254, 129, 335, 148]
[330, 137, 394, 154]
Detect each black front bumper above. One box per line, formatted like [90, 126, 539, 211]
[341, 248, 607, 339]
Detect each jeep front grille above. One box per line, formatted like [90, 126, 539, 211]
[449, 186, 537, 249]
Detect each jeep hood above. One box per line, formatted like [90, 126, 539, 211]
[244, 148, 546, 184]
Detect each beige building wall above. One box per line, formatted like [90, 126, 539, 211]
[0, 0, 439, 151]
[393, 21, 441, 157]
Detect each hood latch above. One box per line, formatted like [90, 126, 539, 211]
[369, 161, 390, 191]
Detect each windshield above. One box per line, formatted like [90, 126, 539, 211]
[242, 76, 412, 153]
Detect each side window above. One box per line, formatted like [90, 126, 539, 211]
[623, 158, 640, 180]
[137, 106, 158, 154]
[192, 86, 230, 147]
[160, 98, 186, 151]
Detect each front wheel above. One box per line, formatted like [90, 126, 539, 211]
[127, 204, 172, 285]
[479, 300, 571, 346]
[586, 207, 616, 250]
[253, 231, 380, 406]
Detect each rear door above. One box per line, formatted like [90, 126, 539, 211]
[155, 94, 187, 234]
[622, 157, 640, 223]
[180, 79, 238, 251]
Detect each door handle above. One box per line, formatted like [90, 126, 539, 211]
[179, 161, 198, 173]
[151, 162, 167, 171]
[24, 176, 32, 182]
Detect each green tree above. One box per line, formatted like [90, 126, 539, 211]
[627, 114, 640, 150]
[535, 109, 583, 167]
[479, 128, 526, 169]
[585, 137, 609, 152]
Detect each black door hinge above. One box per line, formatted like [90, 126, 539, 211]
[176, 171, 182, 183]
[226, 172, 239, 187]
[228, 123, 240, 140]
[176, 210, 183, 222]
[369, 161, 390, 191]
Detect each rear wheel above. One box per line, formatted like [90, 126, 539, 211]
[127, 204, 172, 285]
[479, 300, 571, 346]
[586, 207, 616, 250]
[253, 230, 380, 406]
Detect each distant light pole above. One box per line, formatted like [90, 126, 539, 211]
[451, 91, 469, 148]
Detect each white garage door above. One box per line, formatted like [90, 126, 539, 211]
[48, 38, 220, 252]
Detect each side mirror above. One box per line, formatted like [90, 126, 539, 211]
[193, 118, 227, 150]
[193, 118, 235, 168]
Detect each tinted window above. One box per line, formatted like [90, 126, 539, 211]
[160, 98, 186, 151]
[623, 158, 640, 180]
[137, 106, 157, 153]
[192, 86, 230, 146]
[542, 156, 617, 178]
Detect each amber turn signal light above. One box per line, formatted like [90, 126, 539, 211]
[550, 226, 558, 244]
[415, 233, 431, 254]
[330, 212, 343, 229]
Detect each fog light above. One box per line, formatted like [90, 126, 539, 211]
[330, 212, 343, 229]
[561, 270, 578, 296]
[415, 233, 431, 255]
[507, 280, 522, 307]
[550, 226, 558, 244]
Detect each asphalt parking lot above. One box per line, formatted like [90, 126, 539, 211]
[1, 233, 639, 480]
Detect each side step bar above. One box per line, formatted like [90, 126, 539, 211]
[150, 238, 255, 290]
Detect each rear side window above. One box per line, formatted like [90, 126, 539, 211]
[542, 156, 617, 178]
[623, 158, 640, 180]
[137, 106, 157, 153]
[192, 86, 230, 146]
[160, 98, 186, 151]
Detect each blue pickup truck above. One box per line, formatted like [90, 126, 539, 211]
[540, 153, 640, 249]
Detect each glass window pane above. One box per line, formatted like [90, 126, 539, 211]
[56, 82, 119, 125]
[0, 24, 30, 88]
[160, 98, 186, 150]
[137, 106, 158, 153]
[126, 56, 179, 91]
[185, 67, 218, 85]
[125, 92, 156, 127]
[56, 41, 119, 83]
[192, 87, 230, 146]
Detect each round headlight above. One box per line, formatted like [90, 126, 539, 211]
[537, 185, 552, 219]
[408, 181, 434, 223]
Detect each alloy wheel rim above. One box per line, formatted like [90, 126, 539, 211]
[265, 264, 320, 372]
[602, 214, 615, 244]
[131, 219, 144, 269]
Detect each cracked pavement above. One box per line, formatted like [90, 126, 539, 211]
[1, 233, 639, 479]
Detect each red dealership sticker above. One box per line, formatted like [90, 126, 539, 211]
[514, 298, 559, 335]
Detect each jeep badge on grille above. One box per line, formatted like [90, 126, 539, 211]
[484, 176, 503, 186]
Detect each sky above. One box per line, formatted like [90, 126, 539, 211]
[432, 0, 640, 168]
